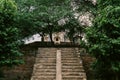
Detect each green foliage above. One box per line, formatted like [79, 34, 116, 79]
[74, 0, 96, 15]
[85, 0, 120, 80]
[64, 15, 84, 42]
[97, 0, 120, 8]
[15, 0, 71, 42]
[15, 0, 36, 38]
[15, 0, 92, 42]
[33, 0, 71, 42]
[0, 0, 23, 67]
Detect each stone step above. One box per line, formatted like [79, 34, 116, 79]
[31, 76, 55, 80]
[61, 50, 75, 54]
[33, 69, 56, 72]
[61, 53, 77, 55]
[62, 69, 85, 72]
[36, 58, 56, 60]
[33, 72, 56, 76]
[62, 79, 83, 80]
[39, 50, 56, 52]
[31, 78, 55, 80]
[62, 78, 83, 80]
[62, 58, 78, 59]
[34, 65, 56, 69]
[36, 60, 56, 64]
[36, 60, 56, 63]
[62, 72, 85, 76]
[61, 51, 75, 53]
[39, 48, 57, 49]
[62, 58, 80, 60]
[61, 52, 75, 54]
[61, 60, 78, 63]
[35, 63, 56, 66]
[39, 52, 56, 54]
[62, 63, 82, 66]
[39, 52, 56, 53]
[61, 51, 75, 55]
[38, 52, 56, 54]
[62, 66, 83, 69]
[36, 57, 56, 60]
[61, 55, 76, 57]
[62, 55, 78, 57]
[63, 59, 80, 61]
[62, 76, 83, 79]
[36, 56, 56, 58]
[37, 54, 56, 56]
[62, 60, 79, 63]
[61, 48, 74, 50]
[39, 51, 56, 52]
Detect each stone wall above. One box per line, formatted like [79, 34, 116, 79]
[80, 53, 95, 80]
[1, 49, 36, 80]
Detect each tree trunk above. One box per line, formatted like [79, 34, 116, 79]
[49, 31, 53, 43]
[48, 25, 53, 43]
[39, 32, 44, 42]
[41, 35, 44, 42]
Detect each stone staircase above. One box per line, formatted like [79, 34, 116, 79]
[61, 48, 86, 80]
[31, 48, 86, 80]
[31, 48, 57, 80]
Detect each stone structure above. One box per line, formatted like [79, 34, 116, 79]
[24, 32, 70, 44]
[31, 48, 87, 80]
[44, 32, 70, 43]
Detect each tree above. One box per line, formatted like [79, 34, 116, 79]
[73, 0, 96, 12]
[15, 0, 36, 39]
[64, 15, 83, 42]
[86, 0, 120, 80]
[15, 0, 71, 42]
[60, 0, 96, 44]
[0, 0, 23, 67]
[32, 0, 71, 42]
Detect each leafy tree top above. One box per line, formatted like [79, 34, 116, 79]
[0, 0, 17, 14]
[85, 0, 120, 79]
[98, 0, 120, 8]
[0, 0, 23, 66]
